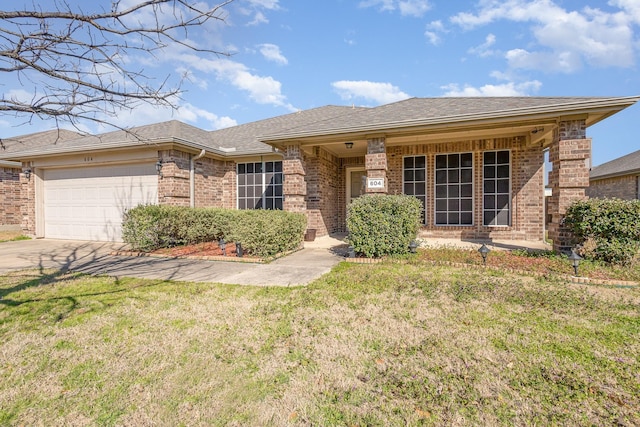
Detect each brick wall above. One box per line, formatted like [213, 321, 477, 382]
[158, 150, 190, 206]
[587, 175, 639, 200]
[0, 167, 21, 227]
[20, 164, 35, 236]
[385, 137, 544, 241]
[305, 147, 341, 236]
[193, 157, 236, 208]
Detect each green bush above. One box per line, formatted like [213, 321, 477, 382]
[563, 198, 640, 265]
[347, 194, 422, 258]
[122, 205, 306, 258]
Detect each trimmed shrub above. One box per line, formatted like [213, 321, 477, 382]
[122, 205, 306, 258]
[347, 194, 422, 258]
[563, 198, 640, 265]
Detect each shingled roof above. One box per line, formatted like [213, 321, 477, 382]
[590, 149, 640, 180]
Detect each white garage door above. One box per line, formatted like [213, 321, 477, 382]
[44, 163, 158, 241]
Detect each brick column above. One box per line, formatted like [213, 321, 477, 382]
[547, 120, 591, 252]
[20, 163, 36, 236]
[157, 150, 190, 206]
[283, 143, 307, 213]
[365, 137, 388, 194]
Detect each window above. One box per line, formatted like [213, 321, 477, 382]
[237, 161, 283, 210]
[435, 153, 473, 225]
[403, 156, 426, 224]
[483, 150, 510, 226]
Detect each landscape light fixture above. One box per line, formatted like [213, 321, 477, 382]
[155, 160, 163, 177]
[409, 240, 418, 254]
[24, 168, 31, 180]
[478, 243, 491, 265]
[347, 246, 356, 258]
[235, 242, 243, 258]
[345, 142, 354, 150]
[219, 238, 226, 256]
[568, 249, 582, 276]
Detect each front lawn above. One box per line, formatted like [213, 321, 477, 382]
[1, 262, 638, 426]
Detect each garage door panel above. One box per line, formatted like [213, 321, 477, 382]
[44, 163, 158, 241]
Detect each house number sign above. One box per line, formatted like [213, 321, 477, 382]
[367, 178, 385, 189]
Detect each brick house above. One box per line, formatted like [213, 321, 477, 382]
[587, 149, 640, 200]
[1, 96, 638, 252]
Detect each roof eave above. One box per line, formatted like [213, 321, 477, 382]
[260, 96, 640, 142]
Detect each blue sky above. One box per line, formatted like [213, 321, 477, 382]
[3, 0, 640, 165]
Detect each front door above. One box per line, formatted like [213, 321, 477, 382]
[346, 167, 366, 207]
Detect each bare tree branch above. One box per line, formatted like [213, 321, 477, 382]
[0, 0, 234, 131]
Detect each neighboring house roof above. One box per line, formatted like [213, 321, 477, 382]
[1, 96, 638, 161]
[590, 149, 640, 180]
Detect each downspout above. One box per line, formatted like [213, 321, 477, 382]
[190, 149, 206, 208]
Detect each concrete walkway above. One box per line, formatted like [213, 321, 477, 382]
[0, 238, 344, 287]
[0, 235, 550, 287]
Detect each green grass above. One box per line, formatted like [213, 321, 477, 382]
[1, 263, 639, 426]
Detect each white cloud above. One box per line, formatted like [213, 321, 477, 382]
[247, 11, 269, 26]
[258, 43, 288, 65]
[450, 0, 638, 72]
[359, 0, 432, 17]
[425, 20, 446, 45]
[441, 80, 542, 97]
[238, 0, 280, 26]
[331, 80, 410, 104]
[468, 33, 497, 57]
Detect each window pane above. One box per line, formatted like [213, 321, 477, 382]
[254, 198, 263, 209]
[448, 185, 459, 198]
[461, 212, 473, 225]
[238, 187, 246, 197]
[436, 155, 447, 169]
[404, 183, 414, 194]
[461, 199, 473, 212]
[496, 209, 509, 225]
[238, 175, 245, 185]
[254, 162, 263, 173]
[484, 195, 495, 210]
[461, 169, 473, 182]
[275, 198, 283, 210]
[448, 169, 459, 183]
[404, 170, 414, 182]
[238, 199, 246, 209]
[460, 184, 473, 197]
[448, 154, 459, 168]
[265, 186, 274, 196]
[497, 179, 509, 193]
[448, 199, 459, 211]
[415, 156, 426, 168]
[484, 180, 495, 193]
[497, 165, 509, 178]
[238, 164, 246, 174]
[484, 210, 496, 226]
[266, 162, 274, 173]
[484, 165, 495, 179]
[265, 198, 274, 209]
[247, 163, 254, 173]
[275, 162, 283, 172]
[436, 199, 447, 211]
[436, 170, 447, 184]
[274, 186, 283, 197]
[484, 151, 496, 165]
[497, 150, 510, 164]
[436, 185, 447, 198]
[436, 213, 447, 224]
[497, 195, 510, 210]
[461, 153, 473, 167]
[404, 157, 414, 168]
[415, 169, 425, 182]
[415, 183, 425, 195]
[274, 173, 283, 185]
[448, 213, 459, 224]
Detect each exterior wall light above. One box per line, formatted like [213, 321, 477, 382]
[219, 238, 226, 256]
[568, 249, 582, 276]
[409, 240, 418, 253]
[24, 168, 32, 180]
[478, 243, 491, 265]
[345, 142, 354, 150]
[155, 160, 163, 177]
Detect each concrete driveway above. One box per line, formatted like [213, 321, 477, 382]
[0, 239, 344, 287]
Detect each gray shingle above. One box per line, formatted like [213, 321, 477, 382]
[590, 149, 640, 179]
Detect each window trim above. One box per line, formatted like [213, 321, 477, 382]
[236, 160, 283, 210]
[402, 155, 427, 225]
[482, 149, 512, 227]
[433, 152, 474, 227]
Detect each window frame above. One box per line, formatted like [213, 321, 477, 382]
[236, 160, 283, 210]
[433, 152, 474, 227]
[482, 150, 512, 227]
[402, 155, 427, 225]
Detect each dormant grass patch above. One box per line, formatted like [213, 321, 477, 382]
[1, 262, 638, 426]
